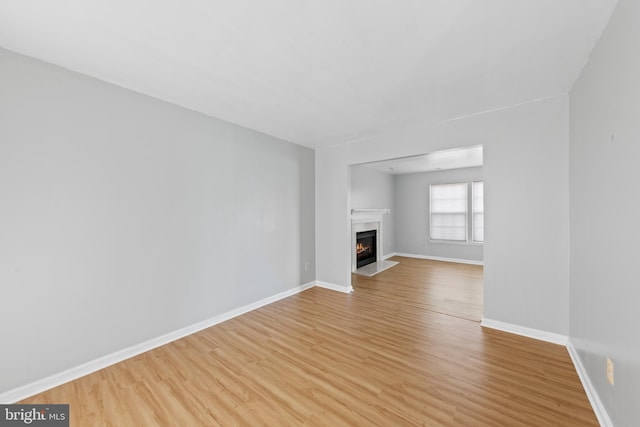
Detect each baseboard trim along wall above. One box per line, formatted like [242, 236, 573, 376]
[566, 341, 613, 427]
[481, 319, 611, 424]
[3, 283, 608, 427]
[1, 280, 324, 404]
[394, 252, 484, 266]
[315, 280, 354, 294]
[480, 318, 568, 346]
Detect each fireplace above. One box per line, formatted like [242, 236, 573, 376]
[351, 215, 383, 272]
[351, 209, 398, 276]
[356, 230, 377, 268]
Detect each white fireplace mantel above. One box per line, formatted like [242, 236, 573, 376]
[351, 208, 390, 271]
[351, 208, 390, 225]
[351, 208, 390, 216]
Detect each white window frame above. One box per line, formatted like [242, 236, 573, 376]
[428, 181, 484, 245]
[429, 182, 469, 242]
[472, 181, 484, 243]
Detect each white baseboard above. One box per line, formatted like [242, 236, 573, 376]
[481, 319, 609, 425]
[567, 340, 613, 427]
[1, 283, 610, 427]
[480, 318, 568, 346]
[0, 281, 316, 404]
[315, 281, 354, 294]
[394, 252, 484, 266]
[383, 252, 398, 260]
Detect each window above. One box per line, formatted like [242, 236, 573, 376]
[429, 181, 484, 243]
[472, 181, 484, 243]
[430, 183, 468, 241]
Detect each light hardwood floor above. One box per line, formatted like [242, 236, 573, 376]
[22, 256, 597, 425]
[353, 256, 484, 322]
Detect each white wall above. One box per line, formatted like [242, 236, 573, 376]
[316, 95, 570, 335]
[0, 48, 315, 396]
[570, 0, 640, 424]
[394, 167, 483, 262]
[349, 165, 395, 257]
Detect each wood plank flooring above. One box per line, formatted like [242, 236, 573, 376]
[353, 256, 483, 322]
[21, 257, 597, 426]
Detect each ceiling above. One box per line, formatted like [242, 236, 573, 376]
[0, 1, 618, 149]
[360, 145, 482, 175]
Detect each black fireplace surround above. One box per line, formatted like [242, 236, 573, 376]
[356, 230, 377, 268]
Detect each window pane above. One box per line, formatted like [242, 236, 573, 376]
[431, 213, 467, 241]
[472, 181, 484, 242]
[430, 183, 467, 241]
[473, 213, 484, 242]
[431, 183, 468, 213]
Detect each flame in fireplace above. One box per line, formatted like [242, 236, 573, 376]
[356, 242, 367, 254]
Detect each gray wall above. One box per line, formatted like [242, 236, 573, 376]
[394, 167, 483, 262]
[0, 47, 315, 395]
[349, 165, 395, 257]
[316, 95, 570, 335]
[570, 0, 640, 424]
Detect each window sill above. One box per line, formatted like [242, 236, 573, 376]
[429, 240, 484, 246]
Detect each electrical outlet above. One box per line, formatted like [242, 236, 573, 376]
[304, 262, 310, 272]
[606, 357, 614, 385]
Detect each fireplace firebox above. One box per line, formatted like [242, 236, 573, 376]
[356, 230, 377, 268]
